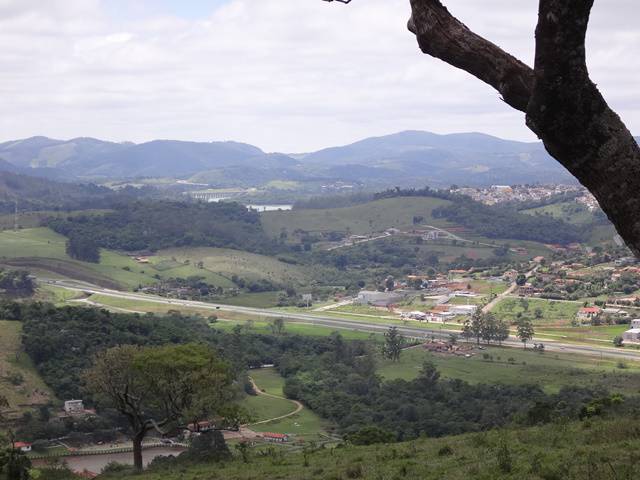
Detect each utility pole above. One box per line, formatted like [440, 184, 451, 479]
[13, 198, 18, 232]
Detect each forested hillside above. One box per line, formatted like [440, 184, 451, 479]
[47, 200, 277, 253]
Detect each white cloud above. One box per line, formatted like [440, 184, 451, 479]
[0, 0, 637, 152]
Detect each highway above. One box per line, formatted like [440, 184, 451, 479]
[41, 278, 640, 362]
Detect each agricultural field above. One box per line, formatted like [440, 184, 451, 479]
[0, 321, 55, 416]
[212, 319, 382, 341]
[156, 247, 312, 286]
[378, 345, 640, 395]
[0, 228, 245, 291]
[521, 202, 596, 225]
[261, 197, 455, 238]
[242, 368, 332, 441]
[492, 297, 581, 325]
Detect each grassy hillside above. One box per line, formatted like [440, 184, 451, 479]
[378, 346, 640, 395]
[0, 228, 238, 290]
[261, 197, 455, 238]
[157, 247, 312, 286]
[105, 417, 640, 479]
[0, 321, 54, 417]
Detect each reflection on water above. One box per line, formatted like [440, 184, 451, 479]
[33, 447, 185, 475]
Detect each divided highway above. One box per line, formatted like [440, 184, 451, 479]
[41, 278, 640, 362]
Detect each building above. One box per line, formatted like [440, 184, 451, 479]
[576, 307, 601, 321]
[623, 328, 640, 344]
[64, 400, 84, 415]
[262, 432, 289, 443]
[187, 421, 214, 433]
[356, 290, 404, 307]
[13, 442, 32, 452]
[449, 305, 478, 315]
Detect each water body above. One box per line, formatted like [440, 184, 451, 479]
[33, 447, 185, 475]
[247, 204, 293, 212]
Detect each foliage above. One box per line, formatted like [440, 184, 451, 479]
[47, 200, 277, 254]
[433, 199, 583, 244]
[516, 318, 535, 349]
[84, 343, 237, 470]
[382, 326, 404, 361]
[0, 270, 34, 296]
[65, 235, 100, 263]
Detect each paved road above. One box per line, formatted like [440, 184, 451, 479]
[41, 278, 640, 362]
[482, 265, 539, 314]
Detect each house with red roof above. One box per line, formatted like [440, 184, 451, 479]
[12, 442, 32, 452]
[577, 306, 601, 322]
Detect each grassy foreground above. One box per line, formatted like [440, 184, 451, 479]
[103, 417, 640, 479]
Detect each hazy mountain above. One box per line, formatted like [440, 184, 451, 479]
[3, 131, 636, 186]
[300, 131, 578, 186]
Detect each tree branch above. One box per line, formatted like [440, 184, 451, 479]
[525, 0, 640, 255]
[407, 0, 534, 112]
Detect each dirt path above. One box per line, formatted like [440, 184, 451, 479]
[247, 377, 303, 426]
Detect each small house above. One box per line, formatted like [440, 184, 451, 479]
[262, 432, 289, 443]
[13, 442, 32, 453]
[576, 307, 601, 321]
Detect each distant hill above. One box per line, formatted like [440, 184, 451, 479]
[299, 131, 578, 186]
[2, 131, 637, 186]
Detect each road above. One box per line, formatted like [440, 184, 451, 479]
[41, 278, 640, 362]
[247, 377, 303, 426]
[482, 265, 539, 314]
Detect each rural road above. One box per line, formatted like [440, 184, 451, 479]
[482, 265, 539, 314]
[247, 377, 303, 426]
[41, 278, 640, 362]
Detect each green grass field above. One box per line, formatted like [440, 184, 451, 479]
[493, 297, 581, 325]
[378, 345, 640, 394]
[0, 228, 255, 291]
[242, 368, 331, 441]
[0, 321, 55, 416]
[521, 202, 596, 225]
[156, 247, 311, 286]
[261, 197, 455, 238]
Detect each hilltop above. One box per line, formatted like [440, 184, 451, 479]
[0, 131, 597, 186]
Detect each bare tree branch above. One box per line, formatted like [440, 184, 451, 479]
[408, 0, 533, 112]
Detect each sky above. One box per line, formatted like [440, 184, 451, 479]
[0, 0, 638, 152]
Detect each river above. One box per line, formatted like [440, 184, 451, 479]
[33, 447, 185, 475]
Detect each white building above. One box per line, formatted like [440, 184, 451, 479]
[622, 319, 640, 343]
[449, 305, 478, 315]
[64, 400, 84, 415]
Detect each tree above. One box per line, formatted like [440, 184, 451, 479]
[516, 318, 535, 349]
[382, 326, 405, 361]
[515, 274, 527, 287]
[463, 311, 484, 346]
[270, 317, 286, 336]
[613, 335, 624, 347]
[66, 234, 100, 263]
[85, 343, 240, 471]
[326, 0, 640, 256]
[495, 319, 510, 346]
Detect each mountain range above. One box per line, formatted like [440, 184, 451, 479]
[1, 131, 636, 187]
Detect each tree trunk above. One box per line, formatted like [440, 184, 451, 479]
[408, 0, 640, 255]
[133, 433, 144, 472]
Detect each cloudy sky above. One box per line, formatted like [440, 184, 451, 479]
[0, 0, 637, 152]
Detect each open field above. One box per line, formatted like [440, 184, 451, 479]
[243, 368, 331, 441]
[378, 345, 640, 394]
[536, 324, 631, 346]
[493, 297, 581, 325]
[261, 197, 455, 238]
[0, 228, 248, 291]
[521, 202, 595, 225]
[156, 247, 311, 286]
[212, 319, 382, 341]
[0, 321, 54, 416]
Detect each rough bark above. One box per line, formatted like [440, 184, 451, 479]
[133, 432, 144, 471]
[406, 0, 640, 255]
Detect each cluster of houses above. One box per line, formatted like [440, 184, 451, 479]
[451, 184, 583, 206]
